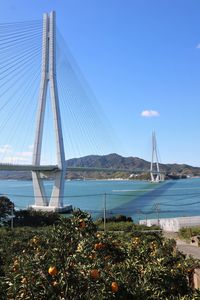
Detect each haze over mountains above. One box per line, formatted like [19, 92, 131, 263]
[0, 153, 199, 180]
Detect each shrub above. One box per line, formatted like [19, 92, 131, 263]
[0, 210, 199, 299]
[96, 221, 134, 232]
[13, 209, 60, 227]
[106, 215, 133, 223]
[0, 196, 14, 225]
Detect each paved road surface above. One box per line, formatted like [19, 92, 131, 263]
[163, 232, 200, 260]
[176, 240, 200, 260]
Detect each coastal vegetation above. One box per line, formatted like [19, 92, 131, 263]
[0, 207, 200, 299]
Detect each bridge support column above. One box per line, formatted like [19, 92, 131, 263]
[31, 11, 71, 213]
[32, 172, 48, 207]
[49, 169, 66, 207]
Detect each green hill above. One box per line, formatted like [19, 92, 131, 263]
[0, 153, 199, 179]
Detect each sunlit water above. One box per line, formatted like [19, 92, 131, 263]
[0, 178, 200, 222]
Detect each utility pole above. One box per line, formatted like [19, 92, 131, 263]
[136, 209, 141, 223]
[103, 193, 107, 232]
[11, 203, 14, 230]
[155, 203, 160, 226]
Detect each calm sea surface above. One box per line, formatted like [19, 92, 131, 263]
[1, 178, 200, 222]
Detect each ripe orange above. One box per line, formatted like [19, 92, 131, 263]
[94, 243, 100, 250]
[94, 242, 105, 250]
[79, 219, 86, 228]
[48, 266, 58, 276]
[90, 269, 100, 279]
[111, 282, 119, 293]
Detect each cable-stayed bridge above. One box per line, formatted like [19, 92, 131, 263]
[0, 11, 163, 212]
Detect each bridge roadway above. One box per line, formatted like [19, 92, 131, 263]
[0, 163, 164, 174]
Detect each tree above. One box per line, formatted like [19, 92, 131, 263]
[0, 196, 14, 225]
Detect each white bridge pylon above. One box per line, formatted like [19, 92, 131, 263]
[150, 131, 164, 183]
[31, 11, 71, 212]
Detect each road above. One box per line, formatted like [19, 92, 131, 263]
[163, 232, 200, 260]
[176, 240, 200, 260]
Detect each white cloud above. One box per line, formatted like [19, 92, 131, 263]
[141, 110, 160, 117]
[12, 150, 33, 164]
[0, 147, 33, 164]
[2, 155, 32, 164]
[196, 44, 200, 49]
[0, 144, 12, 153]
[16, 151, 32, 157]
[3, 156, 23, 162]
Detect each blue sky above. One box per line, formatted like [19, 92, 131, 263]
[0, 1, 200, 166]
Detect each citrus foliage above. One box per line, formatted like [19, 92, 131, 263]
[0, 210, 200, 299]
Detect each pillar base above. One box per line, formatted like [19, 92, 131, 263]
[29, 204, 73, 213]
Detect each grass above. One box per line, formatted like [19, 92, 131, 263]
[179, 226, 200, 240]
[95, 220, 160, 232]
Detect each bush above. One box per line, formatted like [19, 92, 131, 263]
[105, 215, 133, 223]
[95, 217, 160, 232]
[97, 221, 134, 232]
[0, 196, 14, 225]
[0, 210, 199, 299]
[13, 209, 60, 227]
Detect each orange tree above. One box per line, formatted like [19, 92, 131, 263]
[1, 209, 200, 299]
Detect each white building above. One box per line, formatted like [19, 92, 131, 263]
[139, 216, 200, 232]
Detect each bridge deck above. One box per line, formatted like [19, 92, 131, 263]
[0, 164, 59, 172]
[0, 163, 165, 174]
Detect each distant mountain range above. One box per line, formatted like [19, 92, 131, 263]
[66, 153, 200, 179]
[0, 153, 199, 180]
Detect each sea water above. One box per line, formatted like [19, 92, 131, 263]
[0, 178, 200, 222]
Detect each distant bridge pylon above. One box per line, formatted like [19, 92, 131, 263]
[150, 131, 164, 183]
